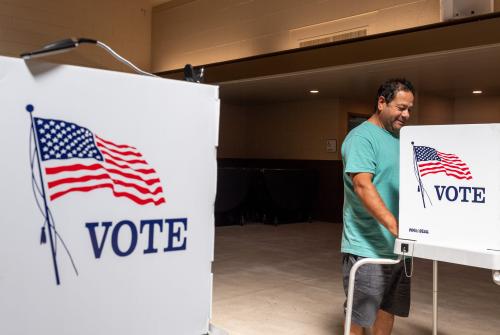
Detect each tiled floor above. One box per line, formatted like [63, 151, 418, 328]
[211, 222, 500, 335]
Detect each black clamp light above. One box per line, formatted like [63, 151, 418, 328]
[184, 64, 204, 83]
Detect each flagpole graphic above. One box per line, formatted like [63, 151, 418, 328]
[411, 141, 428, 208]
[27, 104, 61, 285]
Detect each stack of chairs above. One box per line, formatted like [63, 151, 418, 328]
[261, 168, 317, 224]
[215, 167, 317, 226]
[214, 167, 249, 226]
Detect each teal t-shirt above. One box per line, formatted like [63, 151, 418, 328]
[341, 121, 399, 259]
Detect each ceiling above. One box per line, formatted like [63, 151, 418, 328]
[219, 43, 500, 104]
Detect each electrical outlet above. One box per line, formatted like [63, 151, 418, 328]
[395, 239, 415, 255]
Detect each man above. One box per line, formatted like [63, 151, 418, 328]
[341, 78, 415, 335]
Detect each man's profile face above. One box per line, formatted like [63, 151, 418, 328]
[377, 90, 414, 134]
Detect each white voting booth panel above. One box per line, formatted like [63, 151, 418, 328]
[396, 124, 500, 270]
[0, 56, 219, 335]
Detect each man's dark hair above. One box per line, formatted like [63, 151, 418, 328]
[374, 78, 415, 112]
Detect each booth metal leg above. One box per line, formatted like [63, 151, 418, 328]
[344, 257, 402, 335]
[433, 260, 438, 335]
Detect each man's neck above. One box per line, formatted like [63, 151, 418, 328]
[368, 114, 384, 129]
[367, 113, 399, 137]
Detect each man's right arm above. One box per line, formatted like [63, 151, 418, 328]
[351, 172, 398, 237]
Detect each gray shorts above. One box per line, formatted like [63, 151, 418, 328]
[342, 253, 411, 328]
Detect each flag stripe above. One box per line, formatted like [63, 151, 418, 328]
[50, 183, 166, 205]
[419, 165, 471, 176]
[420, 169, 472, 180]
[95, 135, 136, 150]
[48, 174, 108, 188]
[47, 177, 164, 203]
[47, 174, 164, 195]
[418, 163, 471, 174]
[46, 163, 103, 174]
[440, 158, 464, 164]
[105, 157, 156, 174]
[418, 162, 442, 168]
[437, 151, 457, 158]
[98, 148, 148, 164]
[418, 161, 470, 171]
[96, 140, 140, 154]
[98, 146, 143, 157]
[419, 161, 471, 172]
[45, 163, 161, 186]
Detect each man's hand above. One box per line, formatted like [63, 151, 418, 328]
[351, 172, 398, 237]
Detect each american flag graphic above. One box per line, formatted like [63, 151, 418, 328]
[33, 117, 166, 206]
[414, 145, 472, 180]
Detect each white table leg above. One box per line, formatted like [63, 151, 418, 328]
[433, 260, 438, 335]
[344, 257, 402, 335]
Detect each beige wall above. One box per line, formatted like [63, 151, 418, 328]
[418, 94, 454, 125]
[418, 94, 500, 124]
[218, 99, 341, 160]
[247, 99, 340, 160]
[219, 94, 500, 161]
[218, 103, 250, 158]
[0, 0, 152, 72]
[454, 96, 500, 123]
[152, 0, 441, 72]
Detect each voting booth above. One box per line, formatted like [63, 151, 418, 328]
[0, 56, 219, 335]
[345, 123, 500, 335]
[392, 124, 500, 335]
[396, 124, 500, 270]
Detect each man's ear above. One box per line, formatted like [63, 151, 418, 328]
[377, 96, 386, 113]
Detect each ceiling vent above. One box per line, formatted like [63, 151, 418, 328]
[299, 28, 367, 48]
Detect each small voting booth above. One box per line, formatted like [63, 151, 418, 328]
[345, 124, 500, 335]
[396, 124, 500, 269]
[394, 124, 500, 334]
[0, 56, 219, 335]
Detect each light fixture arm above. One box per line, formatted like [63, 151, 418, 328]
[20, 37, 159, 78]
